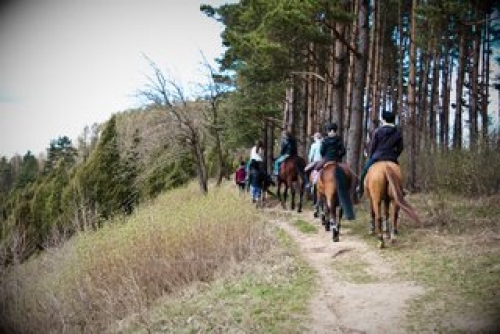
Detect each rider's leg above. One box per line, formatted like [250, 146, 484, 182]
[357, 158, 375, 197]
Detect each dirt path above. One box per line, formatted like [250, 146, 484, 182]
[267, 209, 425, 334]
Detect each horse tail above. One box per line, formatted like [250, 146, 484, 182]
[335, 166, 355, 220]
[385, 165, 422, 226]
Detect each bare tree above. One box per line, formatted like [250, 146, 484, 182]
[138, 55, 208, 193]
[198, 52, 232, 186]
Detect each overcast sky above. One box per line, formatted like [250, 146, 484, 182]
[0, 0, 231, 157]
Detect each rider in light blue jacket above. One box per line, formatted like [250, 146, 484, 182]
[308, 132, 323, 163]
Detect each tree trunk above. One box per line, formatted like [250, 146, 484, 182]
[469, 21, 481, 149]
[481, 15, 490, 142]
[429, 48, 440, 150]
[453, 32, 467, 150]
[419, 39, 432, 151]
[407, 0, 418, 190]
[332, 23, 347, 138]
[440, 41, 451, 150]
[395, 0, 405, 122]
[192, 137, 208, 194]
[347, 0, 369, 175]
[214, 128, 225, 186]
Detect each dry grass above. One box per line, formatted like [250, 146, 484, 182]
[112, 227, 315, 333]
[0, 182, 276, 333]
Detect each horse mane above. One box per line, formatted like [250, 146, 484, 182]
[385, 164, 422, 226]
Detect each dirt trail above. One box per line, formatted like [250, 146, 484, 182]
[268, 209, 425, 334]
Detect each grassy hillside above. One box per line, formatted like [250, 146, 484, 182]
[0, 182, 314, 333]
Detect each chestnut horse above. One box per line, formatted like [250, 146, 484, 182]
[277, 155, 306, 213]
[314, 162, 355, 242]
[364, 161, 422, 248]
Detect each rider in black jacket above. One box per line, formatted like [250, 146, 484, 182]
[357, 111, 403, 197]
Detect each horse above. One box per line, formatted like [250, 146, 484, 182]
[276, 155, 307, 212]
[314, 162, 355, 242]
[364, 161, 422, 248]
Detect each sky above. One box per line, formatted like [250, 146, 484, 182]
[0, 0, 232, 157]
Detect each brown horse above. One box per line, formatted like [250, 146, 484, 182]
[277, 155, 306, 212]
[314, 162, 355, 242]
[364, 161, 422, 248]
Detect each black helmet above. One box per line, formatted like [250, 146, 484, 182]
[382, 111, 396, 124]
[325, 123, 338, 132]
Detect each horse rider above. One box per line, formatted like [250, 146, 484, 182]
[248, 159, 265, 203]
[308, 132, 323, 165]
[357, 111, 403, 198]
[304, 132, 323, 194]
[248, 139, 264, 172]
[273, 130, 297, 176]
[305, 122, 346, 173]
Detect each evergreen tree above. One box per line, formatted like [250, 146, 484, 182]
[13, 151, 39, 190]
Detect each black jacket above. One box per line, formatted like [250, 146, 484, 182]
[248, 168, 265, 188]
[280, 136, 298, 156]
[370, 125, 403, 162]
[320, 135, 346, 162]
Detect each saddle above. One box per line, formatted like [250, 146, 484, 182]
[317, 161, 338, 183]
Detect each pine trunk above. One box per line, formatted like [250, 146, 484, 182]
[347, 0, 369, 175]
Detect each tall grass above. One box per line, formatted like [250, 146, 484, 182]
[404, 145, 500, 195]
[0, 183, 274, 333]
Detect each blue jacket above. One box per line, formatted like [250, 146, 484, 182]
[370, 125, 403, 163]
[308, 140, 322, 163]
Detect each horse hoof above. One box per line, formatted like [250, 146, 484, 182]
[333, 230, 340, 242]
[325, 225, 330, 232]
[297, 208, 302, 213]
[378, 241, 385, 249]
[313, 211, 319, 218]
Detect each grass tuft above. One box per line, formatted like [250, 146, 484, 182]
[292, 219, 319, 234]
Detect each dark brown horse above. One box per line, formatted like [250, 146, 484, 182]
[364, 161, 422, 248]
[314, 162, 355, 242]
[276, 155, 306, 212]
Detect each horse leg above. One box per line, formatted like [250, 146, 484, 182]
[383, 199, 391, 238]
[277, 180, 282, 204]
[313, 198, 320, 218]
[282, 184, 288, 210]
[328, 194, 339, 242]
[331, 205, 340, 242]
[324, 195, 331, 232]
[368, 199, 376, 235]
[317, 197, 327, 226]
[338, 206, 343, 232]
[297, 182, 304, 213]
[371, 194, 384, 248]
[290, 183, 296, 211]
[391, 203, 400, 243]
